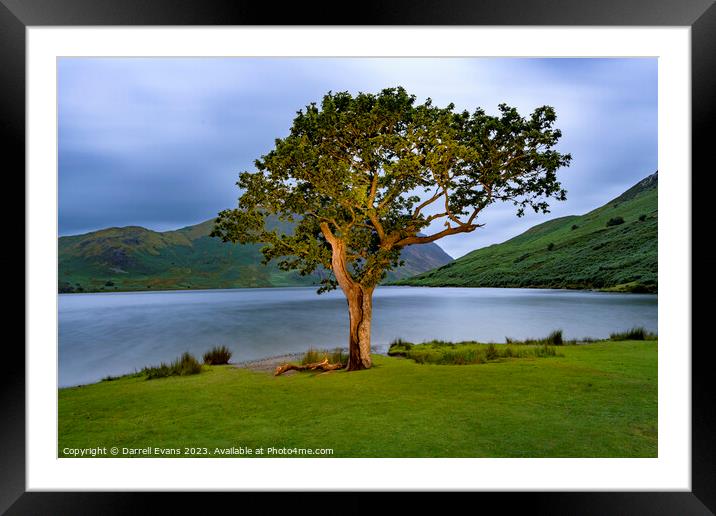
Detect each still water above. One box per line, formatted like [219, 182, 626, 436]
[58, 286, 657, 387]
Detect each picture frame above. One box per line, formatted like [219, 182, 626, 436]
[4, 0, 713, 512]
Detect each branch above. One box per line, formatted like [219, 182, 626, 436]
[345, 205, 358, 230]
[368, 172, 379, 207]
[319, 222, 337, 244]
[396, 221, 484, 246]
[467, 207, 481, 225]
[304, 210, 338, 226]
[368, 212, 387, 242]
[443, 190, 467, 227]
[274, 358, 345, 376]
[424, 211, 449, 223]
[411, 188, 444, 217]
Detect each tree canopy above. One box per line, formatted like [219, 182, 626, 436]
[212, 86, 571, 294]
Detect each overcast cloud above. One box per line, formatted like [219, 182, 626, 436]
[59, 57, 657, 258]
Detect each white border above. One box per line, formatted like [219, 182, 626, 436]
[27, 27, 691, 491]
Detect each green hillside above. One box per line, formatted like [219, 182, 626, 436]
[58, 218, 452, 293]
[395, 172, 658, 293]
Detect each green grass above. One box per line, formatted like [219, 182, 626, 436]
[394, 173, 657, 293]
[59, 340, 657, 458]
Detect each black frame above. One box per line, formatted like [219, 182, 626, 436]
[4, 0, 713, 513]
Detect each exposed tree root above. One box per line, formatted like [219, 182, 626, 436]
[274, 358, 345, 376]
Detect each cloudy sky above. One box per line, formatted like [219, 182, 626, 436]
[58, 57, 657, 258]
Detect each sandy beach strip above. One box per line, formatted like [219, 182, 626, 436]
[232, 353, 306, 373]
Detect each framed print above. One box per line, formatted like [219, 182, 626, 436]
[4, 0, 714, 513]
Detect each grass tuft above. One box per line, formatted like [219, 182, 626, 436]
[387, 338, 413, 357]
[505, 329, 568, 346]
[328, 347, 349, 365]
[301, 348, 323, 365]
[397, 339, 561, 365]
[203, 345, 233, 365]
[609, 327, 657, 341]
[142, 352, 203, 380]
[301, 347, 348, 366]
[547, 329, 564, 345]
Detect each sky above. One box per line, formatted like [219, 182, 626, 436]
[58, 57, 657, 258]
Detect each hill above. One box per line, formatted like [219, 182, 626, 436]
[394, 172, 658, 293]
[58, 218, 452, 293]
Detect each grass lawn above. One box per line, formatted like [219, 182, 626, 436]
[58, 340, 657, 458]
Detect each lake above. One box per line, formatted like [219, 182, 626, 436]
[58, 286, 657, 387]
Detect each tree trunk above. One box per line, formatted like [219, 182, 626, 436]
[319, 223, 374, 371]
[345, 285, 373, 371]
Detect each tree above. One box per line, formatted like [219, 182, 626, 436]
[211, 87, 571, 371]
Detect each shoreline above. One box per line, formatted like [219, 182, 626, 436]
[59, 336, 650, 389]
[60, 348, 391, 388]
[58, 284, 658, 295]
[232, 353, 306, 373]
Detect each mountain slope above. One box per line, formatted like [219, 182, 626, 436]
[58, 218, 453, 293]
[394, 172, 658, 293]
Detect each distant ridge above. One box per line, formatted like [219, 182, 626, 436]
[58, 217, 452, 293]
[394, 172, 658, 293]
